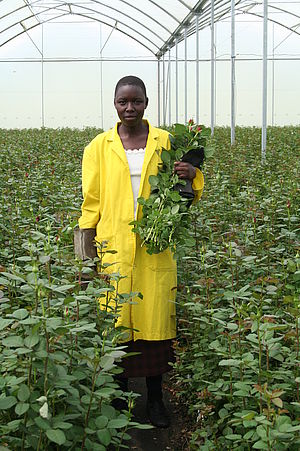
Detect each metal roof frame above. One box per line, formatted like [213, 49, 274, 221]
[1, 1, 299, 58]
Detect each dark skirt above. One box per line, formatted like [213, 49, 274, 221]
[119, 339, 175, 378]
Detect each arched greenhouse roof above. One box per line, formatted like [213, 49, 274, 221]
[1, 1, 300, 58]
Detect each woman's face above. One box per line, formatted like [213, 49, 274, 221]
[114, 84, 148, 127]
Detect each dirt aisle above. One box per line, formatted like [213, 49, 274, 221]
[127, 376, 190, 451]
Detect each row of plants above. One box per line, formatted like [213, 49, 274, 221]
[0, 128, 151, 450]
[0, 125, 299, 450]
[174, 126, 300, 449]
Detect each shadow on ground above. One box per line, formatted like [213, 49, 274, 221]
[127, 376, 191, 451]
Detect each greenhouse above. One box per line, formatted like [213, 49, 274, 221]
[0, 1, 299, 450]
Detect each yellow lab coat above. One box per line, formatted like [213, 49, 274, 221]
[79, 120, 204, 341]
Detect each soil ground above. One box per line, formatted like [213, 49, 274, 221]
[127, 375, 192, 451]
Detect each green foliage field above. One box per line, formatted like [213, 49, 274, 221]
[0, 128, 151, 450]
[175, 126, 300, 450]
[0, 126, 299, 450]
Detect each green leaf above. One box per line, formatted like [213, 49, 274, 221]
[128, 422, 153, 429]
[46, 318, 63, 330]
[34, 416, 50, 431]
[39, 255, 50, 264]
[161, 150, 171, 164]
[174, 123, 187, 134]
[243, 430, 255, 440]
[6, 419, 21, 431]
[24, 334, 40, 348]
[2, 335, 24, 347]
[16, 256, 32, 262]
[148, 175, 159, 187]
[253, 440, 269, 449]
[0, 396, 17, 409]
[53, 421, 72, 430]
[100, 355, 115, 371]
[108, 417, 129, 428]
[96, 429, 111, 446]
[85, 439, 106, 451]
[95, 415, 109, 429]
[0, 318, 14, 330]
[285, 425, 300, 432]
[1, 272, 24, 282]
[15, 402, 30, 416]
[256, 425, 267, 439]
[225, 434, 242, 440]
[219, 359, 241, 367]
[101, 404, 116, 419]
[17, 384, 30, 402]
[46, 429, 66, 445]
[171, 204, 180, 215]
[12, 309, 29, 320]
[271, 397, 283, 408]
[170, 191, 182, 202]
[204, 145, 215, 158]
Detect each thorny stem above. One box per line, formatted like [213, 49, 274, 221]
[81, 361, 99, 450]
[228, 334, 233, 401]
[45, 261, 52, 311]
[296, 316, 299, 402]
[36, 431, 43, 451]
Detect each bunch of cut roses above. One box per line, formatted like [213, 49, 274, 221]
[130, 120, 213, 257]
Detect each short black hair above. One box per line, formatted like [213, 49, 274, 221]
[114, 75, 147, 99]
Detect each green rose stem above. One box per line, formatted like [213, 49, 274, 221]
[296, 306, 299, 402]
[81, 354, 100, 451]
[257, 309, 263, 413]
[142, 196, 165, 248]
[227, 333, 233, 402]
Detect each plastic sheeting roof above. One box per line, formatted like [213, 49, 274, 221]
[1, 1, 300, 58]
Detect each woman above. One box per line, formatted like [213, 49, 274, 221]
[77, 75, 204, 427]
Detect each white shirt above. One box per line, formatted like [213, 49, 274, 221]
[125, 148, 146, 217]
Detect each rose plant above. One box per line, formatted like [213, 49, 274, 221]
[130, 120, 213, 257]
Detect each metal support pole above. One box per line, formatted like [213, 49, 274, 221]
[175, 36, 178, 123]
[211, 0, 215, 136]
[157, 58, 161, 127]
[184, 27, 188, 124]
[231, 0, 236, 145]
[100, 24, 104, 130]
[272, 22, 275, 126]
[196, 14, 200, 124]
[168, 48, 171, 126]
[41, 24, 45, 127]
[162, 52, 166, 125]
[262, 0, 268, 160]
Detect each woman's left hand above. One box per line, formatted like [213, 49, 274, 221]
[174, 161, 196, 181]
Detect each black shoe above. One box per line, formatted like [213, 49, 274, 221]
[146, 399, 170, 428]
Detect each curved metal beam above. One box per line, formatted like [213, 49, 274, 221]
[236, 10, 300, 38]
[1, 0, 300, 58]
[0, 10, 157, 55]
[90, 0, 173, 34]
[0, 3, 160, 54]
[71, 11, 160, 53]
[147, 0, 181, 24]
[60, 3, 162, 51]
[156, 0, 232, 57]
[157, 0, 300, 58]
[75, 0, 167, 43]
[1, 1, 164, 53]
